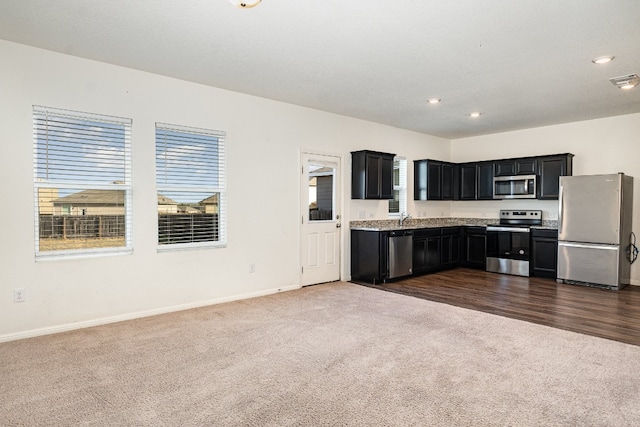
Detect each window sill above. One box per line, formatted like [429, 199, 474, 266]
[36, 248, 133, 262]
[157, 242, 227, 253]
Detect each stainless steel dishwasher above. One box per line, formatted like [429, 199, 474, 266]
[388, 230, 413, 279]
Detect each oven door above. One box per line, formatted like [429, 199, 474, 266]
[486, 226, 531, 276]
[486, 226, 530, 260]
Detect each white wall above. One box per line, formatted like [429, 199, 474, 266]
[4, 39, 637, 340]
[0, 40, 448, 340]
[451, 113, 640, 283]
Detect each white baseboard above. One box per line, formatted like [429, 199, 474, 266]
[0, 284, 301, 343]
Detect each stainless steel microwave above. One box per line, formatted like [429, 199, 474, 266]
[493, 175, 537, 199]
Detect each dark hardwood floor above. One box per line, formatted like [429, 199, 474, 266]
[353, 268, 640, 346]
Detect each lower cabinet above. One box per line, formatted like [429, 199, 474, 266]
[441, 227, 461, 269]
[530, 228, 558, 278]
[351, 226, 485, 283]
[461, 226, 487, 269]
[413, 227, 461, 275]
[413, 228, 441, 274]
[351, 229, 388, 284]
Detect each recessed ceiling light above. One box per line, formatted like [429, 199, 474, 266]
[592, 55, 615, 65]
[469, 112, 481, 118]
[427, 98, 441, 104]
[609, 74, 640, 90]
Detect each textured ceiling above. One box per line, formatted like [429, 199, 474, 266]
[1, 0, 639, 139]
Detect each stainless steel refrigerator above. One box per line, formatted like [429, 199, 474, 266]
[557, 173, 634, 290]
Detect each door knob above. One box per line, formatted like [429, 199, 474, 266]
[336, 223, 342, 228]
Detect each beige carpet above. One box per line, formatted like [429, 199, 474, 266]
[1, 281, 640, 426]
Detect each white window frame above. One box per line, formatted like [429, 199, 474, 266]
[389, 156, 407, 217]
[155, 122, 226, 251]
[33, 105, 132, 260]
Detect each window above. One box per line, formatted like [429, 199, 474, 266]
[389, 157, 407, 215]
[33, 106, 132, 258]
[155, 123, 226, 249]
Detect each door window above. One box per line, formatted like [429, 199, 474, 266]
[308, 163, 335, 221]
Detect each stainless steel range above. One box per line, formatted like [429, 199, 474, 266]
[486, 210, 542, 277]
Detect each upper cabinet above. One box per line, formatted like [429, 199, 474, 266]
[477, 161, 495, 200]
[351, 150, 395, 199]
[494, 157, 537, 176]
[459, 161, 494, 200]
[414, 159, 457, 201]
[459, 163, 478, 200]
[538, 154, 574, 199]
[411, 153, 573, 201]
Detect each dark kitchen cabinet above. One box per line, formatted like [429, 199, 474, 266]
[414, 159, 457, 200]
[495, 158, 537, 176]
[530, 228, 558, 278]
[459, 163, 477, 200]
[416, 153, 572, 202]
[351, 229, 389, 283]
[413, 228, 441, 274]
[442, 163, 457, 199]
[426, 161, 441, 200]
[538, 154, 574, 200]
[477, 161, 495, 200]
[412, 227, 461, 275]
[441, 227, 461, 269]
[351, 150, 395, 199]
[459, 161, 494, 200]
[461, 226, 487, 269]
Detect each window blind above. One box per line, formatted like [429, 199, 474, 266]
[33, 106, 132, 258]
[155, 123, 226, 248]
[390, 157, 407, 215]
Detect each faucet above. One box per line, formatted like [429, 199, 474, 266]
[399, 211, 412, 226]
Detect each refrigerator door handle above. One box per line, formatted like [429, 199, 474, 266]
[558, 185, 564, 235]
[558, 241, 619, 251]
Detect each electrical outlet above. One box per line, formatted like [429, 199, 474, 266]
[14, 288, 25, 303]
[249, 264, 256, 273]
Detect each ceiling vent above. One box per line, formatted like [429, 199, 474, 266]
[609, 74, 640, 90]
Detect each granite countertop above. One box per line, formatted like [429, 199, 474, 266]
[350, 217, 558, 231]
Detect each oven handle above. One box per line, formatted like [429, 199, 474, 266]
[486, 226, 530, 233]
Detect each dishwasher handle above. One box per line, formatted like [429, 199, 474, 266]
[389, 230, 414, 237]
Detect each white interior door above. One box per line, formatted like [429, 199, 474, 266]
[301, 152, 341, 286]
